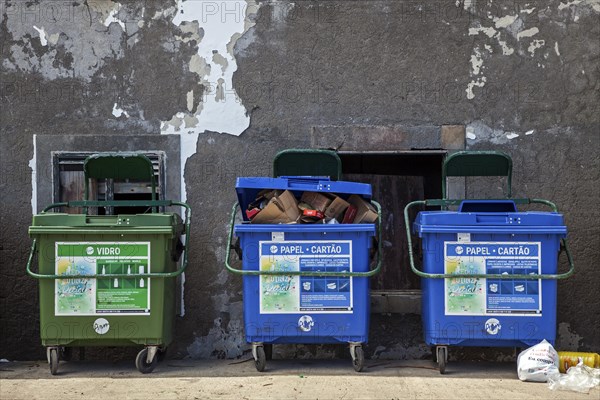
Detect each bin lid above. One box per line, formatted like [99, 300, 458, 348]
[442, 151, 513, 198]
[273, 149, 342, 181]
[84, 153, 157, 201]
[30, 213, 182, 233]
[235, 176, 372, 220]
[414, 200, 567, 236]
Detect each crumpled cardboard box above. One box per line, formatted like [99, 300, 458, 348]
[251, 190, 300, 224]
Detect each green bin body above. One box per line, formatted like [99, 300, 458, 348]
[29, 212, 183, 348]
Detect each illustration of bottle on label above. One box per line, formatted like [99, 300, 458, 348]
[101, 266, 106, 275]
[139, 265, 144, 274]
[127, 265, 131, 275]
[113, 278, 119, 288]
[139, 278, 145, 288]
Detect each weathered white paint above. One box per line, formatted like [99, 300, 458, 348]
[104, 3, 126, 30]
[186, 90, 195, 112]
[466, 127, 477, 140]
[469, 26, 497, 38]
[32, 26, 47, 46]
[112, 103, 129, 118]
[528, 39, 546, 56]
[470, 47, 484, 75]
[559, 0, 582, 10]
[29, 135, 38, 215]
[554, 42, 561, 56]
[517, 27, 539, 40]
[521, 7, 536, 14]
[466, 77, 486, 100]
[462, 0, 475, 11]
[493, 15, 518, 29]
[5, 1, 127, 81]
[506, 132, 519, 139]
[498, 40, 515, 55]
[162, 1, 257, 137]
[525, 130, 535, 135]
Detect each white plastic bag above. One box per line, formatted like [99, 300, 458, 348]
[517, 339, 560, 382]
[548, 360, 600, 393]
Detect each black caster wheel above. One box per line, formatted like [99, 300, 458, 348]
[431, 346, 437, 362]
[254, 346, 266, 372]
[135, 348, 157, 374]
[352, 346, 365, 372]
[264, 344, 273, 361]
[436, 346, 447, 374]
[60, 347, 72, 362]
[49, 348, 59, 375]
[157, 347, 168, 362]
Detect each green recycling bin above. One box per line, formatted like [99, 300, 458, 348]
[27, 154, 191, 375]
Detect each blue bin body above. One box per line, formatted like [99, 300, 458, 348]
[414, 200, 567, 348]
[235, 177, 376, 344]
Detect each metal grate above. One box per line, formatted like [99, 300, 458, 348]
[52, 151, 166, 214]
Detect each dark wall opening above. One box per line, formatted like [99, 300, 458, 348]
[340, 151, 446, 291]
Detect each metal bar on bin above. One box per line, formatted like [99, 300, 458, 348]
[404, 199, 574, 280]
[27, 201, 192, 280]
[225, 201, 383, 277]
[42, 200, 175, 213]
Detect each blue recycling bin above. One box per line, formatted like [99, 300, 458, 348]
[225, 177, 382, 372]
[405, 199, 574, 373]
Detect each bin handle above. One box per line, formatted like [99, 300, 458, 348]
[27, 201, 192, 280]
[42, 200, 179, 213]
[403, 198, 575, 280]
[225, 201, 383, 277]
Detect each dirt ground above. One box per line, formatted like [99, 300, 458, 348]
[1, 358, 597, 400]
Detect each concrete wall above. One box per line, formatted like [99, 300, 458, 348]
[1, 1, 598, 360]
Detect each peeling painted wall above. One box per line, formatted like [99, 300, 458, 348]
[1, 0, 599, 361]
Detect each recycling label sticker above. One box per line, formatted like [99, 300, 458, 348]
[444, 242, 542, 316]
[54, 242, 151, 316]
[259, 240, 353, 314]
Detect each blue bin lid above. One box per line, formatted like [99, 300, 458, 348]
[236, 176, 372, 221]
[414, 200, 567, 236]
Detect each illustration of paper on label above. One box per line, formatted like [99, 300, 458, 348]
[515, 285, 525, 292]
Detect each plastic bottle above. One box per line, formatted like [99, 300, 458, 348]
[558, 351, 600, 373]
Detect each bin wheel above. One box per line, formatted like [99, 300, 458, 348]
[264, 344, 273, 361]
[254, 346, 266, 372]
[135, 348, 157, 374]
[49, 348, 59, 375]
[352, 346, 364, 373]
[60, 347, 72, 362]
[157, 347, 167, 362]
[431, 346, 437, 362]
[436, 346, 447, 374]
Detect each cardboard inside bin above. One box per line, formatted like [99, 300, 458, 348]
[235, 177, 373, 222]
[250, 190, 300, 224]
[348, 194, 378, 223]
[325, 195, 350, 221]
[300, 191, 332, 212]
